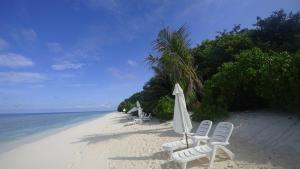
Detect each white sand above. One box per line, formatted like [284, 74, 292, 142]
[0, 111, 299, 169]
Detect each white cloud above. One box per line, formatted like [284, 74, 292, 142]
[0, 72, 46, 83]
[0, 53, 34, 68]
[12, 28, 37, 45]
[127, 59, 138, 66]
[107, 67, 135, 80]
[0, 38, 9, 50]
[47, 42, 63, 53]
[51, 61, 83, 70]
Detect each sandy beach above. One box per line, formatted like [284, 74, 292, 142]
[0, 111, 299, 169]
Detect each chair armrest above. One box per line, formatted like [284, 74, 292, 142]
[192, 135, 210, 141]
[186, 133, 195, 137]
[210, 142, 229, 146]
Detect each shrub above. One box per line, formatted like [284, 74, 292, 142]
[257, 51, 300, 112]
[193, 48, 300, 121]
[192, 91, 229, 121]
[153, 96, 175, 121]
[192, 31, 254, 81]
[117, 101, 135, 112]
[117, 91, 145, 112]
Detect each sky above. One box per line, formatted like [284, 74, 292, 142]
[0, 0, 299, 113]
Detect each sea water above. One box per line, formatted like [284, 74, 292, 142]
[0, 111, 110, 152]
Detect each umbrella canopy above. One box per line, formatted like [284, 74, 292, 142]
[138, 107, 143, 118]
[136, 101, 144, 118]
[172, 83, 192, 134]
[127, 107, 138, 114]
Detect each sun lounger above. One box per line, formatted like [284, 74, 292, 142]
[162, 120, 212, 157]
[172, 122, 234, 169]
[142, 113, 152, 121]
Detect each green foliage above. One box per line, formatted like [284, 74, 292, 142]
[257, 51, 300, 112]
[146, 25, 203, 106]
[193, 48, 300, 120]
[252, 10, 300, 52]
[117, 92, 143, 112]
[139, 75, 173, 114]
[117, 101, 134, 112]
[192, 27, 254, 81]
[153, 96, 175, 121]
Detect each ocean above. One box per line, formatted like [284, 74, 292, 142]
[0, 111, 110, 152]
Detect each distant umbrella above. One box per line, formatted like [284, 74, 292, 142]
[172, 83, 192, 148]
[136, 101, 143, 118]
[127, 107, 138, 114]
[136, 101, 141, 108]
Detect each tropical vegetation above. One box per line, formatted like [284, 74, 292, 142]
[117, 10, 300, 121]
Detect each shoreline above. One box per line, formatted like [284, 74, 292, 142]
[0, 112, 112, 154]
[0, 111, 299, 169]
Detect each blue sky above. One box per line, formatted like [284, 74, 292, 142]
[0, 0, 299, 113]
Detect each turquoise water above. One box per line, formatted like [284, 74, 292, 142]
[0, 111, 110, 143]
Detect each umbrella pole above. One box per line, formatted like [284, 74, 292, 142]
[185, 133, 189, 148]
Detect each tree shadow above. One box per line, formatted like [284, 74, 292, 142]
[109, 150, 232, 169]
[72, 127, 179, 145]
[109, 151, 169, 161]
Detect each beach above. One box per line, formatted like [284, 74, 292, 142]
[0, 111, 299, 169]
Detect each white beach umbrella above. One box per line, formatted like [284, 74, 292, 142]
[172, 83, 193, 148]
[127, 107, 138, 114]
[138, 107, 143, 118]
[136, 101, 141, 108]
[136, 101, 143, 118]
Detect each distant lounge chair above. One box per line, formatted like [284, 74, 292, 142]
[124, 118, 142, 126]
[162, 120, 212, 157]
[124, 112, 150, 126]
[141, 113, 152, 121]
[172, 122, 234, 169]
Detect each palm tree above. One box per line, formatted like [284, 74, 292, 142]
[146, 25, 203, 106]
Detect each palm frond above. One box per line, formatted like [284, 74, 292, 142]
[146, 25, 203, 107]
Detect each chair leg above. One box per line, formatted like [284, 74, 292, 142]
[168, 150, 173, 160]
[179, 162, 187, 169]
[219, 146, 234, 160]
[209, 146, 217, 169]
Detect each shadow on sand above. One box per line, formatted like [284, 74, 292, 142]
[109, 151, 231, 169]
[72, 127, 178, 145]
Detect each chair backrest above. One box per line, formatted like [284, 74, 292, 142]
[210, 122, 234, 144]
[195, 120, 213, 136]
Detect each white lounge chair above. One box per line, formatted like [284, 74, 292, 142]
[142, 113, 152, 121]
[162, 120, 212, 157]
[172, 122, 234, 169]
[124, 112, 149, 126]
[124, 118, 142, 126]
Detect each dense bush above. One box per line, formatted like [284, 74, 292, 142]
[117, 92, 143, 112]
[153, 96, 175, 121]
[257, 51, 300, 112]
[117, 100, 134, 112]
[251, 10, 300, 52]
[193, 48, 300, 120]
[192, 30, 254, 81]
